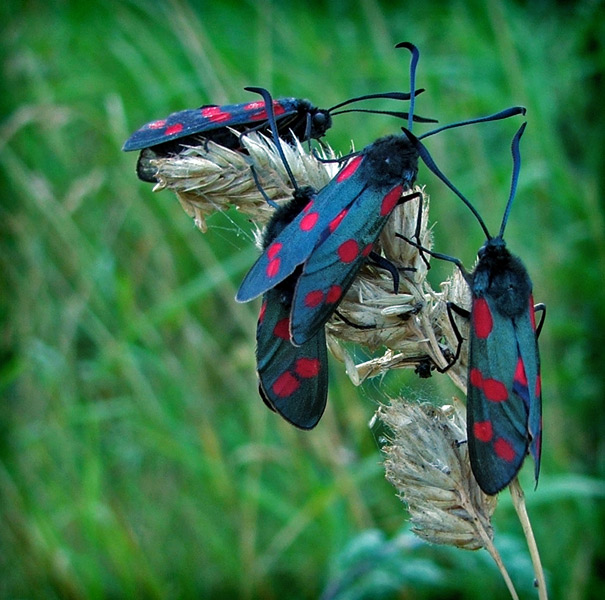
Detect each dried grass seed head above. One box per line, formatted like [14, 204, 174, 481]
[145, 131, 338, 232]
[379, 398, 497, 550]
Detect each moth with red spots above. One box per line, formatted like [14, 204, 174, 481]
[248, 84, 420, 427]
[240, 87, 329, 428]
[236, 42, 525, 349]
[256, 190, 328, 428]
[401, 122, 543, 495]
[122, 89, 429, 182]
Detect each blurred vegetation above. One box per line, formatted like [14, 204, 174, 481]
[1, 0, 604, 598]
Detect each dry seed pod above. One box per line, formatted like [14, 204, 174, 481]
[379, 398, 497, 550]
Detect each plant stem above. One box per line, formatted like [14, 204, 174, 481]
[458, 485, 519, 600]
[482, 538, 520, 600]
[509, 478, 548, 600]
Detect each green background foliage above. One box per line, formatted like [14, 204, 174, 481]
[1, 0, 604, 598]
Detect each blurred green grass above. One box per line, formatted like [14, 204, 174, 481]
[1, 0, 604, 598]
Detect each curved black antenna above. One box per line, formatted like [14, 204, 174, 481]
[331, 108, 438, 124]
[498, 121, 527, 239]
[394, 42, 420, 131]
[418, 106, 526, 140]
[244, 86, 300, 193]
[327, 89, 425, 112]
[401, 126, 492, 239]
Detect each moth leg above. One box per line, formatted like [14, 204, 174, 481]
[410, 301, 467, 377]
[447, 301, 470, 320]
[367, 251, 416, 294]
[429, 301, 467, 374]
[396, 190, 431, 268]
[394, 232, 471, 284]
[249, 165, 280, 209]
[533, 302, 546, 338]
[393, 231, 472, 378]
[334, 310, 375, 330]
[312, 148, 359, 165]
[335, 300, 423, 331]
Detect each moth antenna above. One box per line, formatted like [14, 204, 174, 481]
[327, 89, 424, 112]
[330, 108, 438, 124]
[244, 86, 300, 192]
[498, 121, 527, 239]
[304, 113, 313, 147]
[418, 106, 526, 140]
[400, 126, 492, 240]
[394, 42, 420, 131]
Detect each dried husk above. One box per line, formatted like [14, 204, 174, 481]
[379, 399, 497, 550]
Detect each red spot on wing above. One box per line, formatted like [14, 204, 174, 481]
[329, 209, 348, 232]
[303, 200, 314, 212]
[148, 119, 167, 130]
[482, 378, 508, 402]
[250, 109, 268, 120]
[272, 101, 287, 116]
[305, 290, 324, 308]
[267, 242, 282, 260]
[295, 358, 321, 378]
[337, 155, 363, 182]
[243, 101, 287, 119]
[470, 368, 508, 402]
[300, 212, 319, 231]
[243, 101, 264, 111]
[514, 357, 528, 387]
[362, 244, 373, 257]
[337, 239, 359, 263]
[380, 185, 404, 216]
[273, 318, 291, 340]
[473, 421, 493, 442]
[494, 438, 516, 462]
[326, 285, 342, 304]
[272, 372, 300, 397]
[243, 102, 263, 120]
[470, 368, 484, 388]
[164, 123, 184, 136]
[259, 301, 267, 323]
[473, 298, 493, 338]
[267, 257, 281, 278]
[200, 106, 232, 122]
[535, 374, 541, 397]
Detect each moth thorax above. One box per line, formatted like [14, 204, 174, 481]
[363, 135, 419, 186]
[473, 238, 533, 318]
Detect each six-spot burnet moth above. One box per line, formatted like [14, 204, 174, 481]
[236, 42, 525, 350]
[248, 84, 420, 428]
[243, 87, 329, 429]
[122, 86, 432, 182]
[256, 194, 329, 429]
[400, 122, 543, 495]
[122, 92, 432, 153]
